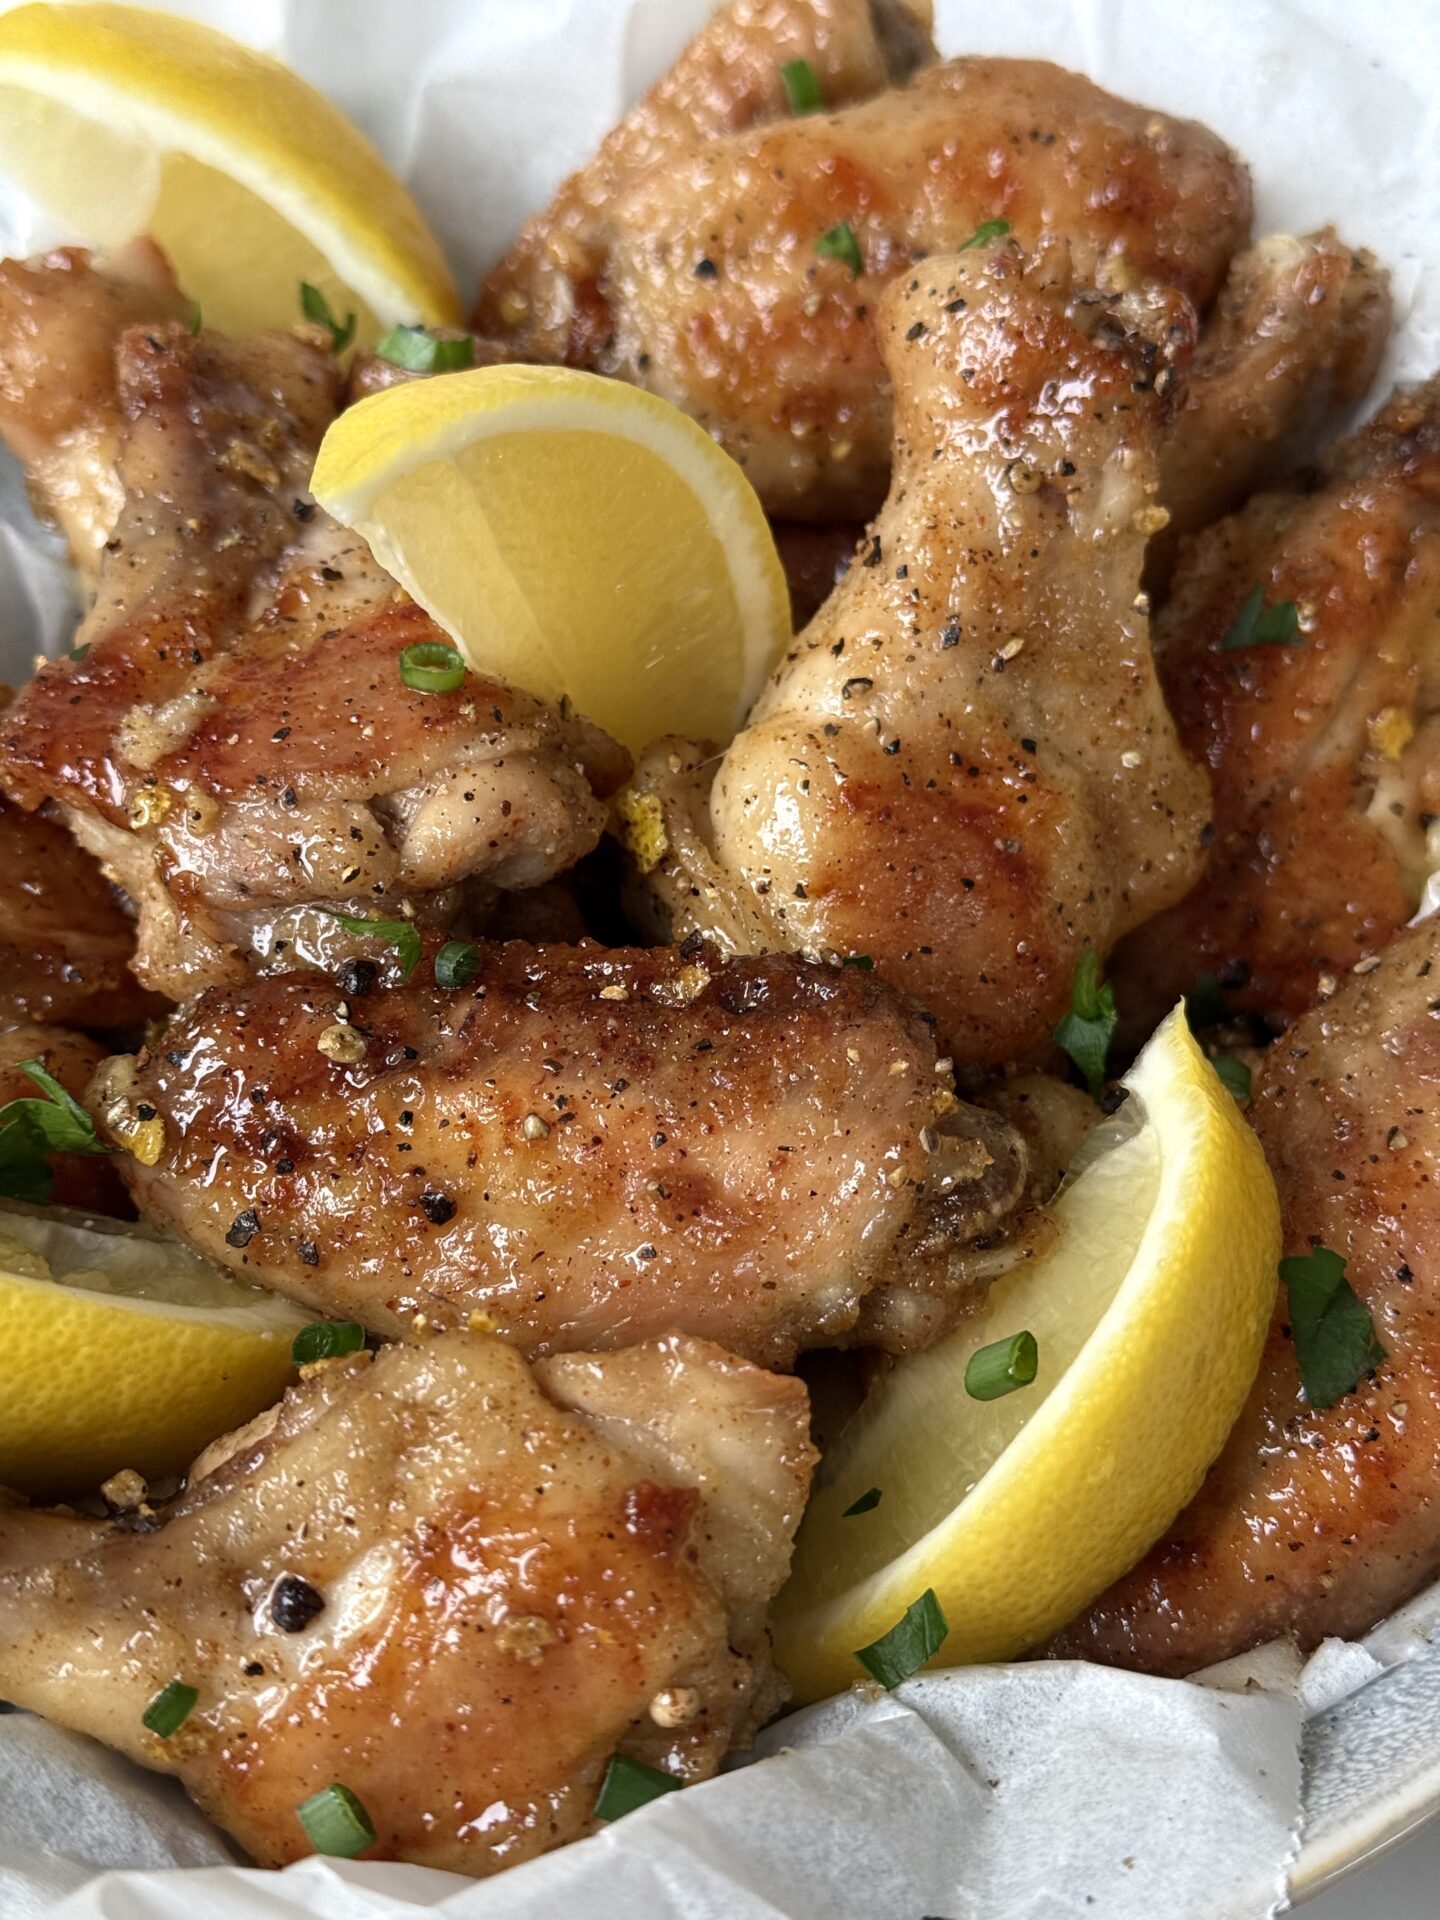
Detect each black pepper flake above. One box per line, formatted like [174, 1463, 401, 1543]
[882, 738, 901, 756]
[225, 1209, 260, 1249]
[612, 1077, 629, 1093]
[694, 257, 718, 279]
[164, 1050, 185, 1069]
[1020, 737, 1037, 753]
[420, 1190, 456, 1225]
[863, 534, 883, 567]
[269, 1574, 325, 1632]
[905, 320, 927, 341]
[275, 1158, 295, 1175]
[320, 565, 343, 582]
[271, 726, 291, 742]
[637, 1244, 658, 1261]
[298, 1240, 319, 1267]
[293, 499, 316, 521]
[280, 786, 298, 809]
[136, 1103, 157, 1122]
[399, 1109, 414, 1127]
[336, 958, 378, 998]
[842, 676, 873, 698]
[940, 620, 961, 648]
[243, 1661, 264, 1676]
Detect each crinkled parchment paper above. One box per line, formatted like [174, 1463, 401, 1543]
[0, 1, 1438, 1914]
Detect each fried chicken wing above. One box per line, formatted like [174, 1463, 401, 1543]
[1113, 377, 1440, 1036]
[1148, 229, 1391, 590]
[479, 47, 1249, 520]
[0, 1330, 814, 1875]
[97, 940, 1027, 1365]
[0, 251, 627, 1001]
[626, 252, 1211, 1066]
[0, 1020, 129, 1212]
[1054, 916, 1440, 1673]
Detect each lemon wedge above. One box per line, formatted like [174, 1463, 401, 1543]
[774, 1006, 1281, 1703]
[0, 3, 458, 339]
[0, 1203, 308, 1499]
[311, 364, 792, 755]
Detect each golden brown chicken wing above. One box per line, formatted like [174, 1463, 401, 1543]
[1113, 377, 1440, 1037]
[479, 38, 1250, 521]
[0, 1330, 814, 1875]
[0, 250, 627, 1001]
[0, 1020, 129, 1213]
[96, 940, 1027, 1364]
[625, 249, 1211, 1067]
[1054, 915, 1440, 1673]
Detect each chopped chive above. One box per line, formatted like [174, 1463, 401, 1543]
[959, 217, 1012, 249]
[299, 282, 356, 355]
[70, 642, 91, 660]
[1219, 584, 1302, 651]
[376, 324, 476, 374]
[142, 1680, 198, 1739]
[187, 300, 202, 334]
[855, 1587, 947, 1689]
[1212, 1055, 1252, 1103]
[964, 1329, 1039, 1401]
[320, 909, 422, 983]
[1280, 1245, 1386, 1411]
[0, 1058, 113, 1205]
[435, 939, 482, 990]
[292, 1321, 366, 1365]
[842, 1486, 882, 1516]
[779, 57, 822, 114]
[1053, 949, 1118, 1098]
[815, 221, 863, 278]
[399, 641, 466, 694]
[841, 954, 875, 970]
[295, 1782, 376, 1858]
[594, 1753, 682, 1821]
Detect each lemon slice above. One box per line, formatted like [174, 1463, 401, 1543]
[311, 365, 791, 755]
[0, 1202, 308, 1499]
[774, 1006, 1281, 1703]
[0, 3, 458, 339]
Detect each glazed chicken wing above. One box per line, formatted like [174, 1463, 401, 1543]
[1113, 376, 1440, 1036]
[96, 940, 1027, 1365]
[0, 250, 627, 1001]
[478, 44, 1249, 521]
[626, 251, 1211, 1066]
[1055, 915, 1440, 1672]
[0, 1330, 814, 1875]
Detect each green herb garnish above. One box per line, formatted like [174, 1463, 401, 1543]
[435, 939, 482, 990]
[1053, 949, 1117, 1098]
[842, 1487, 882, 1516]
[594, 1753, 682, 1821]
[816, 221, 863, 278]
[1212, 1055, 1252, 1104]
[0, 1060, 113, 1204]
[779, 57, 822, 114]
[292, 1321, 366, 1365]
[1280, 1245, 1385, 1411]
[187, 301, 202, 334]
[300, 282, 356, 355]
[855, 1587, 947, 1689]
[399, 641, 466, 694]
[964, 1330, 1039, 1401]
[376, 325, 476, 374]
[295, 1782, 376, 1858]
[142, 1681, 198, 1739]
[960, 217, 1012, 249]
[320, 910, 421, 982]
[1219, 585, 1302, 651]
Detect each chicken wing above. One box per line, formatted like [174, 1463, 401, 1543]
[1054, 915, 1440, 1673]
[0, 1020, 129, 1212]
[1147, 229, 1391, 591]
[0, 1330, 814, 1875]
[1112, 377, 1440, 1037]
[625, 250, 1211, 1067]
[478, 45, 1249, 521]
[0, 250, 627, 1001]
[96, 939, 1027, 1365]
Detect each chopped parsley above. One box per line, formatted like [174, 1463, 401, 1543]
[779, 57, 822, 114]
[855, 1587, 947, 1689]
[292, 1321, 366, 1365]
[376, 325, 476, 373]
[300, 282, 356, 355]
[959, 217, 1012, 249]
[815, 221, 863, 278]
[1219, 585, 1302, 651]
[1280, 1245, 1385, 1411]
[320, 910, 421, 983]
[1053, 949, 1118, 1098]
[842, 1486, 883, 1517]
[0, 1060, 113, 1204]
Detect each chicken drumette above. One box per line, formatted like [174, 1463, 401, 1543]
[0, 249, 627, 1002]
[0, 1330, 814, 1875]
[97, 939, 1027, 1365]
[625, 249, 1211, 1067]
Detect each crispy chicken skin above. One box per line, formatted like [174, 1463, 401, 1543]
[1148, 229, 1392, 589]
[0, 251, 627, 1002]
[479, 48, 1249, 520]
[1054, 917, 1440, 1673]
[98, 941, 1027, 1365]
[0, 1020, 129, 1212]
[0, 1332, 815, 1875]
[626, 252, 1211, 1066]
[1113, 377, 1440, 1036]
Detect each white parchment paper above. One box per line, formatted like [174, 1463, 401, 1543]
[0, 1, 1437, 1915]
